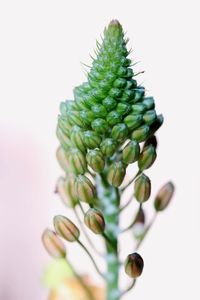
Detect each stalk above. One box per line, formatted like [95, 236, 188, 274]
[96, 174, 120, 300]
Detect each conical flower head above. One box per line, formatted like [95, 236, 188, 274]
[56, 20, 163, 171]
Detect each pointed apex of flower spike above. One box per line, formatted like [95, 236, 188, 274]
[109, 19, 121, 27]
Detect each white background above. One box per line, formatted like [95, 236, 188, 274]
[0, 0, 199, 299]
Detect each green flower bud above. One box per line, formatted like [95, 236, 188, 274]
[67, 111, 83, 127]
[109, 87, 123, 98]
[83, 131, 102, 149]
[113, 78, 127, 88]
[125, 252, 144, 278]
[71, 126, 86, 153]
[91, 118, 109, 134]
[107, 161, 126, 187]
[154, 182, 175, 211]
[80, 110, 95, 126]
[149, 114, 164, 135]
[111, 123, 128, 142]
[122, 140, 140, 164]
[102, 97, 117, 111]
[55, 176, 78, 208]
[91, 104, 107, 118]
[68, 148, 87, 175]
[56, 147, 70, 172]
[54, 216, 80, 242]
[56, 126, 71, 151]
[100, 138, 117, 157]
[124, 114, 143, 130]
[84, 208, 105, 234]
[134, 87, 145, 102]
[86, 149, 105, 173]
[138, 145, 157, 170]
[132, 103, 146, 113]
[143, 110, 157, 124]
[116, 103, 131, 115]
[107, 110, 122, 125]
[142, 97, 155, 110]
[134, 174, 151, 203]
[58, 115, 72, 137]
[132, 125, 150, 142]
[42, 229, 66, 258]
[74, 175, 96, 203]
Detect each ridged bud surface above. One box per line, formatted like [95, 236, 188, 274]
[74, 175, 96, 203]
[107, 161, 126, 187]
[42, 229, 66, 258]
[134, 174, 151, 203]
[84, 208, 105, 234]
[54, 215, 80, 242]
[138, 145, 157, 170]
[86, 149, 105, 173]
[122, 140, 140, 164]
[154, 182, 175, 211]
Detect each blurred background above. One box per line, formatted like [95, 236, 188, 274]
[0, 0, 200, 299]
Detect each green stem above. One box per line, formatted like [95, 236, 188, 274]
[96, 174, 120, 300]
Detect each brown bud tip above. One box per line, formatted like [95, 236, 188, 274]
[54, 215, 80, 242]
[109, 19, 121, 27]
[125, 252, 144, 278]
[154, 182, 175, 211]
[42, 229, 66, 258]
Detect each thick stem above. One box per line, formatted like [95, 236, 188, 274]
[96, 174, 120, 300]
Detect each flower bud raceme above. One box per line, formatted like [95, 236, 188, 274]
[42, 229, 66, 258]
[84, 208, 105, 234]
[134, 174, 151, 203]
[68, 148, 87, 175]
[86, 149, 105, 173]
[54, 216, 80, 242]
[138, 145, 157, 171]
[154, 182, 175, 211]
[122, 140, 140, 164]
[107, 161, 126, 187]
[74, 175, 96, 203]
[125, 252, 144, 278]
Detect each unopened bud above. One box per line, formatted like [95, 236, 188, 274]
[56, 147, 70, 172]
[143, 110, 157, 125]
[56, 126, 71, 151]
[54, 215, 80, 242]
[124, 114, 143, 130]
[68, 148, 87, 175]
[91, 118, 109, 134]
[143, 135, 158, 150]
[134, 174, 151, 203]
[107, 161, 126, 187]
[67, 111, 83, 127]
[142, 97, 155, 110]
[42, 229, 66, 258]
[74, 175, 96, 203]
[125, 252, 144, 278]
[111, 123, 128, 142]
[100, 138, 117, 157]
[55, 176, 78, 208]
[86, 149, 105, 173]
[154, 182, 175, 211]
[84, 208, 105, 234]
[71, 126, 86, 153]
[58, 115, 72, 137]
[131, 125, 150, 143]
[83, 131, 102, 149]
[122, 140, 140, 164]
[138, 145, 157, 171]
